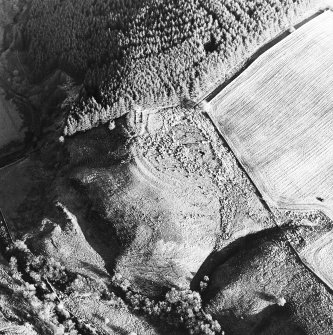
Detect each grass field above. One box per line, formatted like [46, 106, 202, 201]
[208, 11, 333, 221]
[0, 88, 23, 150]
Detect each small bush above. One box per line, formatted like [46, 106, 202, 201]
[199, 276, 209, 292]
[6, 240, 97, 335]
[112, 273, 224, 335]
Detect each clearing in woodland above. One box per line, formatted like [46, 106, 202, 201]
[208, 11, 333, 221]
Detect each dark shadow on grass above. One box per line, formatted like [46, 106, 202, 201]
[68, 178, 121, 276]
[190, 225, 311, 335]
[80, 261, 112, 280]
[256, 291, 278, 303]
[202, 293, 307, 335]
[250, 303, 307, 335]
[190, 226, 285, 294]
[132, 273, 182, 299]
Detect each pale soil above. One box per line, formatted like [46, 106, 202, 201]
[208, 11, 333, 295]
[1, 103, 333, 334]
[0, 103, 275, 332]
[133, 107, 274, 242]
[209, 11, 333, 219]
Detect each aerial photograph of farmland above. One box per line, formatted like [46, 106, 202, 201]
[1, 0, 333, 334]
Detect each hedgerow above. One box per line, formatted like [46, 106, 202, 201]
[25, 0, 315, 135]
[7, 241, 99, 335]
[6, 240, 222, 334]
[112, 273, 223, 335]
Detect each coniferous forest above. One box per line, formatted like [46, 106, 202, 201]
[25, 0, 314, 135]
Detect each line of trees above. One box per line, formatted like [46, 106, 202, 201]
[25, 0, 315, 135]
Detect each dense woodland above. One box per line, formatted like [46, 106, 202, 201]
[25, 0, 314, 135]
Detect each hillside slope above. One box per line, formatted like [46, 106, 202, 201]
[24, 0, 317, 135]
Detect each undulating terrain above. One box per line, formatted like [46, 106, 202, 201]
[1, 0, 333, 335]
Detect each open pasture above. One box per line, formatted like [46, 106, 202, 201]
[209, 11, 333, 220]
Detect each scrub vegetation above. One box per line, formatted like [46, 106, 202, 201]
[5, 239, 223, 335]
[25, 0, 315, 135]
[2, 1, 332, 334]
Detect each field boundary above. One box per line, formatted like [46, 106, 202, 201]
[206, 9, 333, 222]
[206, 112, 333, 295]
[207, 110, 333, 223]
[204, 9, 333, 294]
[200, 7, 332, 105]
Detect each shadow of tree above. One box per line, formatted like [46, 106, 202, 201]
[190, 226, 285, 294]
[80, 261, 112, 280]
[190, 225, 309, 335]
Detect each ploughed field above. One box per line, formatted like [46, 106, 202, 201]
[208, 10, 333, 291]
[300, 230, 333, 289]
[208, 11, 333, 220]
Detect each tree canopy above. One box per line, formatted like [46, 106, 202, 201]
[25, 0, 314, 135]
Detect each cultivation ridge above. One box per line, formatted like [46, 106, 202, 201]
[208, 10, 333, 221]
[208, 10, 333, 290]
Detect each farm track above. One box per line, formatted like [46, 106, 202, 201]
[206, 10, 333, 294]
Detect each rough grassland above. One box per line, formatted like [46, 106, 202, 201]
[208, 11, 333, 220]
[204, 228, 333, 335]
